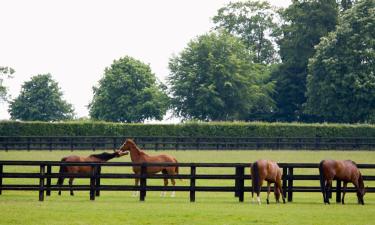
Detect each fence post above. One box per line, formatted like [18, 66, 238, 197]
[282, 167, 287, 200]
[235, 167, 239, 198]
[336, 179, 342, 203]
[0, 164, 3, 195]
[95, 166, 101, 197]
[140, 163, 147, 201]
[236, 166, 245, 202]
[39, 165, 45, 201]
[190, 165, 196, 202]
[287, 167, 293, 202]
[90, 165, 97, 201]
[46, 165, 52, 196]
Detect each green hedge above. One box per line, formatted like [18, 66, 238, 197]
[0, 121, 374, 137]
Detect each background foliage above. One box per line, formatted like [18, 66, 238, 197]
[0, 120, 374, 137]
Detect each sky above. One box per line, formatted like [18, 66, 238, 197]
[0, 0, 291, 121]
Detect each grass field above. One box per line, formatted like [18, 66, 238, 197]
[1, 150, 375, 225]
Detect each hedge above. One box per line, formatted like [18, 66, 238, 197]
[0, 121, 374, 138]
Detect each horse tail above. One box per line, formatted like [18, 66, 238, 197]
[251, 161, 260, 195]
[319, 160, 326, 203]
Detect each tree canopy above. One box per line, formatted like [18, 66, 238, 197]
[271, 0, 338, 121]
[89, 56, 169, 122]
[8, 74, 74, 121]
[305, 0, 375, 123]
[0, 66, 15, 103]
[168, 31, 275, 121]
[212, 0, 280, 64]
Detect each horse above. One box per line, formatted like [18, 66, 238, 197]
[251, 159, 286, 205]
[118, 139, 180, 197]
[319, 159, 365, 205]
[57, 150, 128, 196]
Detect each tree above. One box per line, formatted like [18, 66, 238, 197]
[271, 0, 338, 121]
[9, 74, 74, 121]
[212, 0, 280, 64]
[305, 0, 375, 123]
[168, 31, 275, 121]
[0, 66, 15, 103]
[89, 56, 169, 122]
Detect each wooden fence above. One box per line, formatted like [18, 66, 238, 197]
[0, 161, 374, 202]
[1, 136, 375, 150]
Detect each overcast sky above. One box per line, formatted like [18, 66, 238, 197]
[0, 0, 291, 121]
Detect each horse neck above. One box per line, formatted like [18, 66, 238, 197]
[129, 144, 147, 162]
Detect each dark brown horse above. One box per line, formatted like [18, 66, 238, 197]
[319, 159, 365, 204]
[57, 150, 128, 196]
[251, 159, 286, 204]
[118, 139, 180, 197]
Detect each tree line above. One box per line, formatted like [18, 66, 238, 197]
[1, 0, 374, 123]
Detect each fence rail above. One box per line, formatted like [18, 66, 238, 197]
[1, 136, 375, 151]
[0, 161, 374, 202]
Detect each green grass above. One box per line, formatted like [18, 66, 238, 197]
[1, 150, 375, 225]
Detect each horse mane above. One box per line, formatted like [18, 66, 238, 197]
[90, 152, 116, 161]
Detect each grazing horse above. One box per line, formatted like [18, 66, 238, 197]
[57, 150, 128, 196]
[251, 159, 286, 205]
[118, 139, 180, 197]
[319, 159, 365, 205]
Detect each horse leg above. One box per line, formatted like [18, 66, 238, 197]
[58, 177, 64, 196]
[69, 178, 74, 196]
[325, 180, 332, 204]
[341, 182, 348, 204]
[257, 180, 263, 205]
[277, 179, 286, 204]
[266, 182, 271, 204]
[161, 169, 168, 197]
[170, 177, 176, 197]
[133, 175, 140, 197]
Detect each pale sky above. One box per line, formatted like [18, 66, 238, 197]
[0, 0, 291, 121]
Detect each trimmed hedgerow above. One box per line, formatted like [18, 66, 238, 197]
[0, 120, 374, 137]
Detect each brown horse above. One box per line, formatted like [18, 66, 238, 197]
[319, 159, 365, 205]
[57, 150, 128, 196]
[118, 139, 180, 197]
[251, 159, 286, 205]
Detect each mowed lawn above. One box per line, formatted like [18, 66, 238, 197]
[1, 150, 375, 225]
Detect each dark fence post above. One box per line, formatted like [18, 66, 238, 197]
[190, 165, 196, 202]
[235, 167, 239, 198]
[46, 165, 52, 196]
[90, 165, 97, 201]
[95, 166, 101, 197]
[39, 165, 45, 201]
[282, 166, 288, 200]
[0, 164, 3, 195]
[336, 180, 342, 203]
[236, 166, 245, 202]
[140, 163, 147, 201]
[287, 167, 293, 202]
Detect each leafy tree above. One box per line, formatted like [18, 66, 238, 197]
[168, 31, 275, 121]
[9, 74, 74, 121]
[212, 0, 280, 64]
[0, 66, 15, 103]
[305, 0, 375, 123]
[271, 0, 338, 121]
[89, 56, 169, 122]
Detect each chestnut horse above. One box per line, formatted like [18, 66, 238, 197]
[251, 159, 286, 204]
[118, 139, 180, 197]
[319, 159, 365, 204]
[57, 150, 128, 196]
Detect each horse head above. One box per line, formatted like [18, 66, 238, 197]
[114, 149, 129, 157]
[119, 139, 136, 153]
